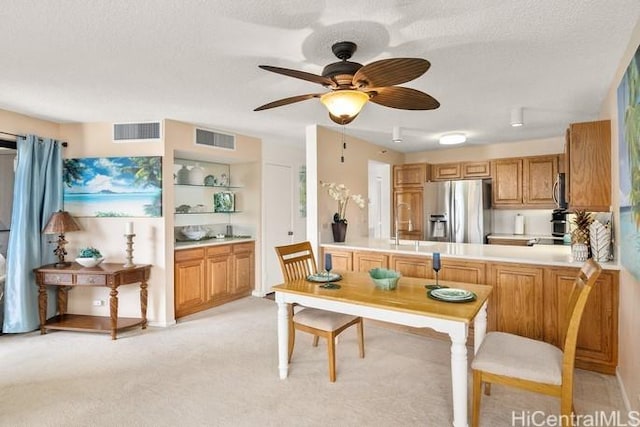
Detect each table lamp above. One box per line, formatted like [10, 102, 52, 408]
[43, 210, 81, 268]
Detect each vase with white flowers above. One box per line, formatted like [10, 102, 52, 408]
[321, 181, 366, 242]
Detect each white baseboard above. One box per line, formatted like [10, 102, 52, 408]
[616, 367, 633, 412]
[148, 319, 177, 328]
[252, 289, 267, 297]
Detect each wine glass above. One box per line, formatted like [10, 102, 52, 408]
[432, 252, 441, 287]
[324, 253, 333, 279]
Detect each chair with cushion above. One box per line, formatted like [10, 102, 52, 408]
[275, 241, 364, 382]
[471, 258, 602, 427]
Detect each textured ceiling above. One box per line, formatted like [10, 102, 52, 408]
[0, 0, 639, 152]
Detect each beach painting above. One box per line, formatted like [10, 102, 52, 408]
[616, 44, 640, 281]
[63, 156, 162, 217]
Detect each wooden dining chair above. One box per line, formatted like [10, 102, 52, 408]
[274, 241, 364, 382]
[471, 258, 602, 427]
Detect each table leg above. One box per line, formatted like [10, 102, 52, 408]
[276, 296, 289, 380]
[473, 301, 488, 355]
[37, 281, 47, 335]
[57, 287, 69, 317]
[140, 280, 148, 329]
[109, 286, 119, 340]
[449, 325, 469, 427]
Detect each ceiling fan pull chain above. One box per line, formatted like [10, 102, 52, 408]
[341, 125, 347, 163]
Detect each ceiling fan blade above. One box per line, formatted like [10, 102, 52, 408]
[353, 58, 430, 88]
[368, 86, 440, 110]
[258, 65, 336, 87]
[254, 93, 322, 111]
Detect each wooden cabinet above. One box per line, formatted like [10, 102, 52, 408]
[492, 158, 523, 207]
[431, 163, 461, 181]
[389, 254, 431, 278]
[393, 189, 423, 240]
[462, 161, 491, 178]
[232, 242, 255, 293]
[321, 248, 353, 272]
[175, 241, 255, 318]
[353, 251, 388, 272]
[440, 259, 486, 284]
[492, 155, 559, 208]
[393, 163, 427, 187]
[431, 161, 491, 181]
[523, 155, 558, 206]
[175, 248, 207, 317]
[544, 268, 618, 374]
[488, 263, 545, 340]
[565, 120, 611, 211]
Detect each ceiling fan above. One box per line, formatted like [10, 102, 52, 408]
[254, 41, 440, 125]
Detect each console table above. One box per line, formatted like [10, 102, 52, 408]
[34, 263, 151, 340]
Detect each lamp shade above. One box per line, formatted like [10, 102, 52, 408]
[320, 90, 369, 121]
[43, 210, 81, 234]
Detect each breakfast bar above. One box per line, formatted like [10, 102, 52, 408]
[320, 239, 620, 375]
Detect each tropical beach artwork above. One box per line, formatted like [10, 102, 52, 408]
[63, 156, 162, 217]
[617, 44, 640, 281]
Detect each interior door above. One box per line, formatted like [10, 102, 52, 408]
[264, 163, 294, 293]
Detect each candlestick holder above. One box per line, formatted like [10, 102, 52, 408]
[124, 234, 136, 268]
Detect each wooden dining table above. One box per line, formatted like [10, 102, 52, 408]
[272, 271, 492, 427]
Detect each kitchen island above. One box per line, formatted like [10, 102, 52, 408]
[320, 238, 619, 374]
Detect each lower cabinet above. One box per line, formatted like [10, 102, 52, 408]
[321, 246, 619, 374]
[321, 248, 353, 272]
[175, 241, 255, 318]
[353, 251, 388, 272]
[488, 263, 545, 340]
[543, 268, 618, 374]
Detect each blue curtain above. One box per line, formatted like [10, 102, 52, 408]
[3, 135, 62, 333]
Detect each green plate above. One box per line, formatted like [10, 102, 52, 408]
[427, 288, 477, 303]
[306, 273, 342, 283]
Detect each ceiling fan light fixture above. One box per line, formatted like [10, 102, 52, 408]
[439, 133, 466, 145]
[510, 107, 524, 127]
[320, 90, 369, 121]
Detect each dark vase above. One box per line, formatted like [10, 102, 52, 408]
[331, 222, 348, 242]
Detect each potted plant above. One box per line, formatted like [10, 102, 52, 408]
[570, 210, 593, 261]
[76, 247, 104, 267]
[321, 182, 366, 242]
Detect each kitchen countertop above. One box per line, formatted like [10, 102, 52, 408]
[175, 237, 255, 250]
[321, 238, 619, 270]
[487, 233, 563, 241]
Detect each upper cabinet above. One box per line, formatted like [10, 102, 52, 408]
[565, 120, 611, 212]
[393, 163, 428, 187]
[431, 161, 491, 181]
[492, 155, 559, 208]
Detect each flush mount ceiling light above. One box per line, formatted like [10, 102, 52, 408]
[392, 126, 402, 143]
[510, 107, 524, 127]
[439, 133, 466, 145]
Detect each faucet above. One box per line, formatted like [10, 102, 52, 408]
[394, 202, 413, 245]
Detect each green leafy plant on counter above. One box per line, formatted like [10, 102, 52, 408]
[78, 247, 102, 259]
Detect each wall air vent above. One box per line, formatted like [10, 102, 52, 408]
[195, 128, 235, 150]
[113, 121, 161, 142]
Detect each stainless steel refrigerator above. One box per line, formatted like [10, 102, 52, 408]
[423, 179, 492, 243]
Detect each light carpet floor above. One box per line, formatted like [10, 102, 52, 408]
[0, 297, 626, 427]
